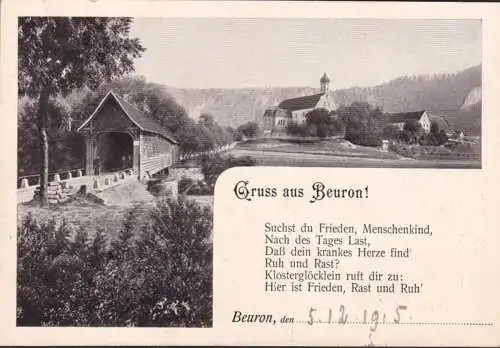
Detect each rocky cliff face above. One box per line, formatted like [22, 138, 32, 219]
[164, 86, 320, 127]
[461, 86, 482, 110]
[163, 65, 481, 129]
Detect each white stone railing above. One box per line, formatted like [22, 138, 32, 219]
[17, 168, 86, 189]
[89, 168, 136, 191]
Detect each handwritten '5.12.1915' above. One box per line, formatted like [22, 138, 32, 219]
[308, 304, 408, 332]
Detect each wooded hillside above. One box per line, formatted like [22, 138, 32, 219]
[165, 65, 482, 134]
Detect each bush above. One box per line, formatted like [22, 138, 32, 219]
[436, 130, 449, 146]
[388, 142, 456, 159]
[303, 109, 345, 138]
[419, 133, 439, 146]
[201, 155, 256, 189]
[382, 125, 401, 140]
[17, 199, 213, 327]
[178, 176, 194, 194]
[286, 122, 309, 137]
[447, 141, 481, 154]
[237, 121, 260, 138]
[345, 131, 382, 147]
[186, 180, 213, 196]
[388, 142, 413, 158]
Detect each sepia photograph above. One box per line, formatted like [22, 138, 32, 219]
[16, 17, 481, 327]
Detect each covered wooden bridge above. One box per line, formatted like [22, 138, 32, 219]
[77, 90, 180, 181]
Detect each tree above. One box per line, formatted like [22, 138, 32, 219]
[381, 124, 401, 141]
[197, 113, 234, 148]
[18, 100, 85, 176]
[286, 122, 308, 137]
[237, 121, 260, 138]
[402, 120, 423, 144]
[436, 130, 449, 146]
[201, 155, 256, 189]
[430, 122, 439, 136]
[403, 120, 422, 134]
[300, 108, 345, 138]
[69, 78, 238, 155]
[199, 113, 215, 128]
[305, 108, 331, 138]
[225, 126, 242, 142]
[18, 17, 145, 205]
[418, 133, 438, 146]
[330, 118, 346, 136]
[338, 102, 383, 146]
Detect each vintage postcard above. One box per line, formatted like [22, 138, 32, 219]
[1, 0, 499, 346]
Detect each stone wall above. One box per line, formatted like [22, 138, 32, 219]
[34, 181, 73, 205]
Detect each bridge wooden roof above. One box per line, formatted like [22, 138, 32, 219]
[77, 91, 179, 144]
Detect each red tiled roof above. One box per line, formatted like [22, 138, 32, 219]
[278, 93, 324, 111]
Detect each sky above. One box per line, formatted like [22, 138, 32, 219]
[129, 18, 481, 90]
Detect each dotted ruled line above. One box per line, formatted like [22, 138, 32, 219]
[293, 320, 494, 326]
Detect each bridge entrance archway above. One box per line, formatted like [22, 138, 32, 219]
[95, 132, 134, 174]
[79, 91, 179, 179]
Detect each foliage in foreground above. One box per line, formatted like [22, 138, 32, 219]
[201, 155, 257, 189]
[179, 154, 257, 196]
[178, 177, 213, 196]
[17, 199, 213, 327]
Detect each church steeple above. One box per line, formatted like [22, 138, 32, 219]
[320, 72, 330, 94]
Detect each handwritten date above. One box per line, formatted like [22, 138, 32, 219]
[308, 304, 408, 332]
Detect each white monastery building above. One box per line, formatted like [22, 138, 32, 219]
[263, 73, 337, 133]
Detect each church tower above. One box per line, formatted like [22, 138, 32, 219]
[320, 72, 330, 94]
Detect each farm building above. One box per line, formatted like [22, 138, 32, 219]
[77, 91, 180, 180]
[385, 110, 451, 134]
[263, 73, 337, 133]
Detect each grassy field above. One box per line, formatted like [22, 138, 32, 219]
[228, 138, 481, 169]
[238, 138, 403, 160]
[18, 197, 140, 239]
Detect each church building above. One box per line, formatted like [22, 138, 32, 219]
[263, 73, 337, 133]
